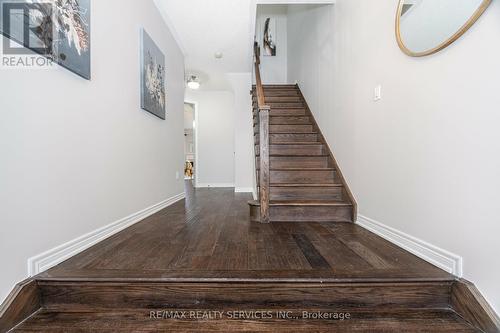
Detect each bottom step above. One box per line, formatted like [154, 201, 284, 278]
[249, 200, 353, 223]
[13, 308, 478, 333]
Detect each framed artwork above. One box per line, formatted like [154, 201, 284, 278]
[0, 0, 91, 79]
[140, 28, 166, 120]
[262, 17, 276, 56]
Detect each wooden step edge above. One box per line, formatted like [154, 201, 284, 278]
[255, 132, 319, 136]
[262, 84, 298, 86]
[255, 123, 314, 127]
[258, 183, 344, 188]
[255, 131, 318, 135]
[451, 278, 500, 333]
[270, 200, 353, 207]
[270, 183, 344, 188]
[254, 110, 307, 114]
[254, 115, 309, 118]
[264, 122, 314, 125]
[263, 104, 305, 107]
[265, 106, 305, 109]
[36, 275, 458, 284]
[252, 94, 303, 102]
[256, 142, 323, 146]
[260, 154, 330, 158]
[20, 308, 486, 333]
[0, 278, 41, 333]
[266, 154, 330, 157]
[268, 115, 309, 118]
[257, 168, 336, 171]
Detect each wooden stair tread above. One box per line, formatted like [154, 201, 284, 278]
[264, 142, 322, 145]
[270, 200, 352, 207]
[249, 200, 352, 207]
[268, 154, 329, 157]
[258, 168, 335, 171]
[262, 114, 308, 116]
[257, 131, 317, 134]
[265, 123, 312, 126]
[266, 106, 305, 109]
[270, 183, 344, 187]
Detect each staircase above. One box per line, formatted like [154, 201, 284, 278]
[249, 84, 356, 223]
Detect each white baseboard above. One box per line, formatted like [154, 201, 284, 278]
[27, 192, 186, 276]
[357, 215, 463, 277]
[235, 187, 254, 193]
[196, 183, 235, 188]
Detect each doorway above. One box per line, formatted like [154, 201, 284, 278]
[184, 102, 197, 187]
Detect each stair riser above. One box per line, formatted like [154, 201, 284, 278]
[256, 144, 325, 156]
[255, 133, 319, 144]
[271, 205, 353, 222]
[270, 170, 335, 184]
[254, 109, 306, 117]
[249, 204, 354, 223]
[38, 282, 452, 310]
[257, 156, 329, 169]
[262, 85, 298, 90]
[255, 125, 314, 134]
[270, 187, 343, 201]
[258, 172, 335, 185]
[258, 102, 304, 108]
[253, 96, 302, 103]
[262, 90, 300, 97]
[255, 116, 311, 125]
[270, 116, 310, 125]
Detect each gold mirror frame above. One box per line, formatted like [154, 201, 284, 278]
[395, 0, 492, 57]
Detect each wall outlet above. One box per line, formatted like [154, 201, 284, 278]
[374, 85, 382, 101]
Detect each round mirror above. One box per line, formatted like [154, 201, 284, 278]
[396, 0, 491, 57]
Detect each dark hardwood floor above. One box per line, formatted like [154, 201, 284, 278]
[37, 181, 451, 282]
[9, 182, 489, 332]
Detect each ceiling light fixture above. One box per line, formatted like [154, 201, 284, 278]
[214, 52, 223, 59]
[187, 75, 200, 90]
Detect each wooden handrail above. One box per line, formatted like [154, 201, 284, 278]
[253, 42, 270, 223]
[254, 42, 268, 110]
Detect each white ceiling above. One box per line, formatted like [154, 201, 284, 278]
[154, 0, 256, 91]
[153, 0, 335, 91]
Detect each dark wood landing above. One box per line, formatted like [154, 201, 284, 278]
[35, 186, 451, 282]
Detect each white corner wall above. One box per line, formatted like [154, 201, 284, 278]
[227, 73, 256, 193]
[185, 90, 235, 188]
[0, 0, 185, 303]
[256, 5, 289, 84]
[287, 2, 500, 312]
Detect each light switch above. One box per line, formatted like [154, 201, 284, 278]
[176, 171, 180, 180]
[374, 85, 382, 101]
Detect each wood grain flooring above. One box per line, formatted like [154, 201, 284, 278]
[8, 182, 491, 332]
[36, 182, 452, 283]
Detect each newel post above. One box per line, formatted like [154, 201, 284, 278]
[259, 106, 271, 223]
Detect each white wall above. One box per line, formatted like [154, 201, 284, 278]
[0, 0, 185, 303]
[287, 1, 500, 312]
[256, 5, 288, 84]
[185, 90, 235, 187]
[227, 73, 256, 193]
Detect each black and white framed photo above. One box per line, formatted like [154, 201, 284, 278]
[262, 17, 276, 56]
